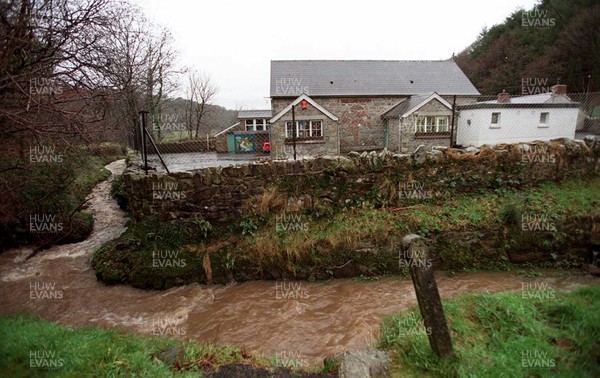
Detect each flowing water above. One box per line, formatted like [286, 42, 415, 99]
[0, 160, 597, 367]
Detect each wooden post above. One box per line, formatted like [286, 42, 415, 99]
[450, 95, 457, 147]
[291, 104, 297, 161]
[401, 234, 454, 358]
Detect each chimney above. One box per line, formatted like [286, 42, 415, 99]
[497, 89, 510, 103]
[551, 84, 567, 95]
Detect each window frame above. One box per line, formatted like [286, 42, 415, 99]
[437, 117, 449, 132]
[285, 120, 324, 139]
[245, 118, 270, 132]
[255, 119, 265, 131]
[414, 115, 450, 133]
[490, 112, 501, 128]
[539, 112, 549, 127]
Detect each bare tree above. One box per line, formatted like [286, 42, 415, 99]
[185, 71, 218, 139]
[143, 27, 180, 140]
[0, 0, 115, 250]
[0, 0, 111, 143]
[84, 2, 181, 143]
[0, 0, 182, 249]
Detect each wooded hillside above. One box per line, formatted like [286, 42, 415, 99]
[455, 0, 600, 95]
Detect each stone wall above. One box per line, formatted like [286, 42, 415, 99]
[270, 100, 339, 158]
[388, 98, 454, 153]
[123, 138, 600, 224]
[272, 95, 479, 155]
[272, 96, 405, 153]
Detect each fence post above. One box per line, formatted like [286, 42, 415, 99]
[401, 234, 454, 359]
[138, 111, 149, 175]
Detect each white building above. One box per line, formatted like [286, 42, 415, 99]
[456, 85, 582, 147]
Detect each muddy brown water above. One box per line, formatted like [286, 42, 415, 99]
[0, 160, 598, 367]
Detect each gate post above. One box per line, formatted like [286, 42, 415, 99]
[401, 234, 454, 358]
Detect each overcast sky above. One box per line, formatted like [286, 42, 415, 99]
[134, 0, 539, 110]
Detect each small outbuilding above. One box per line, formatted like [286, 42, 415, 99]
[214, 110, 272, 153]
[456, 85, 581, 147]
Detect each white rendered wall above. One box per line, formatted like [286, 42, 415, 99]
[456, 107, 578, 147]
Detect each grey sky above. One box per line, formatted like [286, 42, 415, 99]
[134, 0, 539, 109]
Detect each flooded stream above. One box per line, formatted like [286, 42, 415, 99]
[0, 160, 597, 367]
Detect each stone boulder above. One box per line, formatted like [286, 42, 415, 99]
[464, 146, 480, 154]
[427, 149, 444, 161]
[326, 349, 390, 378]
[583, 135, 600, 149]
[413, 145, 427, 164]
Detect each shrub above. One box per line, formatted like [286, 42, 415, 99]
[110, 175, 129, 210]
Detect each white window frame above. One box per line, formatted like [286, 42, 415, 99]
[539, 112, 549, 128]
[255, 119, 265, 131]
[436, 117, 449, 132]
[415, 116, 427, 133]
[414, 116, 450, 133]
[285, 120, 324, 138]
[245, 118, 270, 132]
[490, 112, 501, 128]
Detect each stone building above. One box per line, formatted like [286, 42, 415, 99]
[269, 60, 480, 155]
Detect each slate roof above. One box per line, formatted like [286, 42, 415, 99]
[270, 60, 480, 98]
[458, 93, 580, 110]
[381, 93, 434, 119]
[238, 110, 272, 119]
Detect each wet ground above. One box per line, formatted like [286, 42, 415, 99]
[147, 152, 269, 172]
[0, 160, 598, 368]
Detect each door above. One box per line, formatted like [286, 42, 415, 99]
[226, 134, 236, 153]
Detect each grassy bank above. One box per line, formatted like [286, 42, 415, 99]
[379, 285, 600, 377]
[1, 144, 125, 251]
[0, 315, 333, 377]
[94, 175, 599, 287]
[1, 286, 597, 376]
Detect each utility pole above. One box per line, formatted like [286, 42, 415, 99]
[450, 95, 457, 147]
[292, 104, 297, 160]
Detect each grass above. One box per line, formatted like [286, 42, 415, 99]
[234, 175, 600, 264]
[94, 175, 600, 286]
[379, 285, 600, 377]
[2, 286, 597, 377]
[0, 315, 279, 377]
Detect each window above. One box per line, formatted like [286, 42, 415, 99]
[437, 117, 448, 132]
[414, 116, 450, 133]
[245, 119, 270, 131]
[297, 120, 307, 138]
[415, 117, 427, 133]
[311, 121, 322, 137]
[491, 112, 501, 127]
[426, 117, 436, 133]
[285, 120, 324, 139]
[539, 112, 549, 125]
